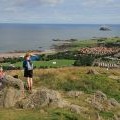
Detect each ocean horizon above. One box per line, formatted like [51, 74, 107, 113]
[0, 23, 120, 52]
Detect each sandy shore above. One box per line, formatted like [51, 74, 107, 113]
[0, 49, 56, 58]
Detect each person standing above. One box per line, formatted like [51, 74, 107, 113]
[23, 53, 33, 93]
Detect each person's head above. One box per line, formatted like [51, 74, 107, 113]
[24, 53, 31, 60]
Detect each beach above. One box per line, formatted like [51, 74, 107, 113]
[0, 49, 56, 58]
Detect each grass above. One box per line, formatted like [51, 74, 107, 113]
[33, 59, 74, 68]
[33, 67, 120, 102]
[3, 67, 120, 120]
[99, 111, 114, 120]
[69, 39, 98, 50]
[0, 109, 43, 120]
[0, 108, 86, 120]
[7, 67, 120, 102]
[69, 37, 120, 50]
[104, 37, 120, 43]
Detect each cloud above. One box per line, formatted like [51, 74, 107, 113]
[4, 0, 63, 7]
[0, 0, 64, 12]
[38, 0, 63, 6]
[12, 0, 63, 7]
[81, 0, 117, 7]
[0, 0, 120, 24]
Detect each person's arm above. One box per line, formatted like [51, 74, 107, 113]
[23, 61, 27, 69]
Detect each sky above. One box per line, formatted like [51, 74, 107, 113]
[0, 0, 120, 24]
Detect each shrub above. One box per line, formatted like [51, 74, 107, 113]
[74, 55, 95, 66]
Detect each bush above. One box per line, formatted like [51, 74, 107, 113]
[45, 51, 79, 60]
[74, 55, 95, 66]
[3, 57, 24, 63]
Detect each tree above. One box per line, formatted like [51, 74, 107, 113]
[74, 55, 95, 66]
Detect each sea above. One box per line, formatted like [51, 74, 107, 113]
[0, 24, 120, 52]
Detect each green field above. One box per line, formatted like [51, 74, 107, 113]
[1, 59, 75, 68]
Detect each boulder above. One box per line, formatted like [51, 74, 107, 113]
[3, 87, 22, 108]
[86, 92, 106, 111]
[70, 104, 81, 114]
[70, 104, 87, 114]
[92, 101, 104, 111]
[16, 87, 88, 114]
[19, 88, 69, 109]
[3, 75, 24, 91]
[0, 75, 88, 115]
[95, 91, 107, 101]
[108, 98, 120, 107]
[0, 75, 24, 108]
[67, 91, 84, 98]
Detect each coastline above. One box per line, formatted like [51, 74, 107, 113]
[0, 36, 120, 58]
[0, 49, 56, 58]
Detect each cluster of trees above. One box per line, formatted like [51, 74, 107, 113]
[40, 50, 113, 62]
[74, 55, 95, 66]
[1, 57, 24, 64]
[40, 51, 95, 66]
[3, 66, 22, 70]
[40, 51, 82, 61]
[105, 42, 120, 47]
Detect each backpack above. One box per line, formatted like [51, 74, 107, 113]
[23, 60, 33, 70]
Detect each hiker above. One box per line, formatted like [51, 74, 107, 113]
[23, 53, 33, 93]
[0, 66, 5, 90]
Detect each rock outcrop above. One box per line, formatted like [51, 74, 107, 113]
[0, 75, 24, 108]
[3, 87, 22, 108]
[108, 98, 120, 107]
[0, 75, 88, 115]
[16, 88, 88, 114]
[67, 91, 84, 98]
[85, 90, 120, 112]
[17, 88, 69, 109]
[3, 75, 24, 90]
[0, 74, 119, 118]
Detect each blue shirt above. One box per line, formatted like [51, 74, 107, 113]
[23, 60, 33, 70]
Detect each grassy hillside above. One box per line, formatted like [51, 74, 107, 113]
[3, 67, 120, 120]
[7, 67, 120, 102]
